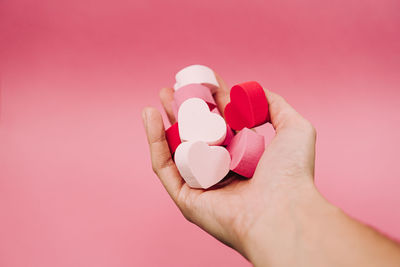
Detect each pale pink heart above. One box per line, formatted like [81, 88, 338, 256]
[174, 141, 231, 189]
[178, 98, 227, 145]
[173, 65, 219, 94]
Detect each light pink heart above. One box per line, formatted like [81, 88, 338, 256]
[174, 141, 231, 189]
[178, 98, 227, 145]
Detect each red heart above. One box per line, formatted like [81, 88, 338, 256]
[165, 122, 181, 154]
[224, 81, 270, 130]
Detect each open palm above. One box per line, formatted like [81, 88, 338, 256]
[142, 73, 317, 258]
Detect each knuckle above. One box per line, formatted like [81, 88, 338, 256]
[182, 211, 194, 223]
[308, 123, 317, 138]
[177, 203, 193, 223]
[151, 158, 163, 175]
[175, 193, 195, 224]
[150, 135, 167, 146]
[151, 162, 159, 175]
[269, 93, 285, 107]
[151, 152, 174, 176]
[159, 157, 174, 171]
[300, 119, 316, 137]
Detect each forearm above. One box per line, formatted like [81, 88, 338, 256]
[243, 185, 400, 267]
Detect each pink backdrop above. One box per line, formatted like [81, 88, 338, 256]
[1, 0, 400, 266]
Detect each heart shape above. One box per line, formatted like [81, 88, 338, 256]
[178, 98, 227, 145]
[211, 107, 235, 146]
[224, 81, 270, 130]
[173, 65, 219, 94]
[165, 122, 181, 154]
[174, 141, 231, 189]
[174, 84, 216, 111]
[227, 128, 265, 178]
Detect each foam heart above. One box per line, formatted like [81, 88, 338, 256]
[211, 107, 235, 146]
[174, 65, 219, 94]
[227, 128, 265, 178]
[174, 84, 216, 111]
[174, 141, 231, 189]
[224, 81, 270, 130]
[165, 122, 181, 154]
[178, 98, 227, 145]
[223, 125, 234, 146]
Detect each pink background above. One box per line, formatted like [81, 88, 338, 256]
[1, 0, 400, 266]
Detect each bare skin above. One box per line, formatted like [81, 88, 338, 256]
[142, 73, 400, 266]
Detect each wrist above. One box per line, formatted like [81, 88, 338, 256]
[241, 181, 332, 266]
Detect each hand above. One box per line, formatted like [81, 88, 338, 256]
[142, 73, 400, 266]
[142, 73, 318, 258]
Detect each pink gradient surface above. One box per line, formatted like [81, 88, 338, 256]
[1, 0, 400, 266]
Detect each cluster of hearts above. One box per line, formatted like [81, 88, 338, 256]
[165, 65, 270, 189]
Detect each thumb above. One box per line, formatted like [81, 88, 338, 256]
[265, 90, 315, 135]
